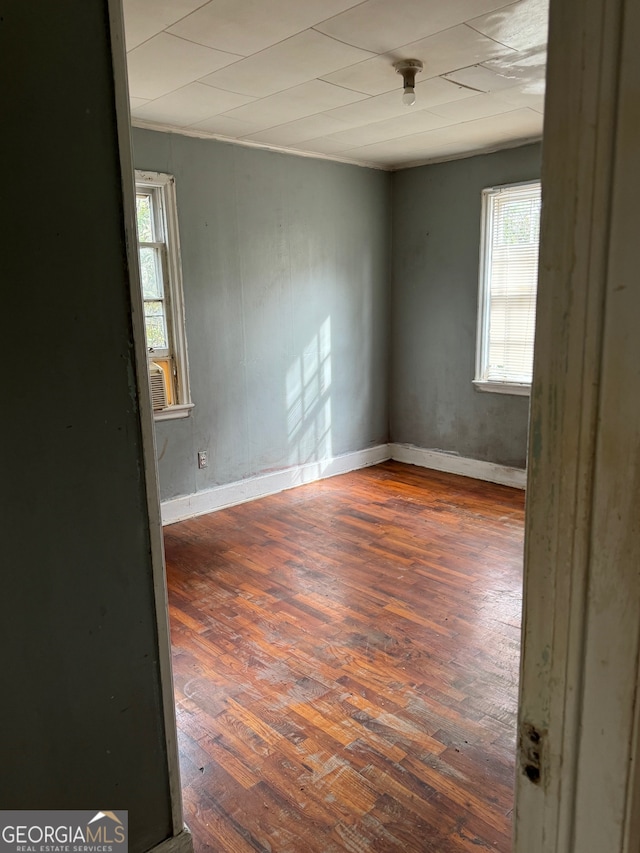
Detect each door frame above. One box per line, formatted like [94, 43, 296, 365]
[107, 2, 189, 846]
[515, 0, 640, 850]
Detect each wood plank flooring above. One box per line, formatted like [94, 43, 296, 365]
[164, 461, 525, 853]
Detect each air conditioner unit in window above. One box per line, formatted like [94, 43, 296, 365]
[149, 361, 168, 411]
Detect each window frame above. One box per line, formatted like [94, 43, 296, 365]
[135, 170, 193, 421]
[474, 179, 541, 397]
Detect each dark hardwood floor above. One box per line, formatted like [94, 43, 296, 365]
[164, 461, 525, 853]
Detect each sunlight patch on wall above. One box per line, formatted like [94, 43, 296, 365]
[286, 317, 333, 474]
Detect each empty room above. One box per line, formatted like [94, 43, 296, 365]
[125, 0, 543, 849]
[6, 2, 640, 853]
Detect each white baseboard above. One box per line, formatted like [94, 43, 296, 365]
[161, 444, 391, 524]
[389, 443, 527, 489]
[147, 828, 193, 853]
[161, 443, 526, 524]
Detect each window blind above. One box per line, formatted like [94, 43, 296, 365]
[482, 182, 541, 384]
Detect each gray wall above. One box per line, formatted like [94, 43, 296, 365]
[132, 129, 391, 500]
[2, 5, 172, 851]
[390, 143, 542, 468]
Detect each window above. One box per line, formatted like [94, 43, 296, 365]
[475, 180, 541, 395]
[135, 171, 192, 420]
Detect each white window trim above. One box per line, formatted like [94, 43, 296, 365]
[153, 402, 194, 421]
[474, 179, 540, 397]
[473, 379, 531, 396]
[135, 170, 193, 421]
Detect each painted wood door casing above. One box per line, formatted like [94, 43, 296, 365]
[107, 0, 189, 844]
[515, 0, 640, 850]
[570, 0, 640, 846]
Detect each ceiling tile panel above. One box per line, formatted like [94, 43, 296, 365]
[131, 82, 255, 126]
[427, 92, 516, 121]
[443, 64, 520, 92]
[482, 47, 547, 85]
[198, 30, 374, 98]
[315, 0, 514, 54]
[127, 33, 242, 100]
[129, 96, 150, 109]
[188, 114, 264, 136]
[219, 80, 368, 131]
[243, 114, 353, 146]
[321, 24, 516, 96]
[455, 106, 543, 144]
[468, 0, 549, 51]
[168, 0, 365, 56]
[290, 137, 361, 155]
[334, 135, 438, 163]
[123, 0, 209, 50]
[324, 110, 453, 148]
[492, 81, 545, 113]
[323, 77, 474, 128]
[343, 108, 542, 165]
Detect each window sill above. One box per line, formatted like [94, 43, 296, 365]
[473, 380, 531, 397]
[153, 402, 194, 422]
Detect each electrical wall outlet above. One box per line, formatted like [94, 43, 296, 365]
[197, 451, 208, 469]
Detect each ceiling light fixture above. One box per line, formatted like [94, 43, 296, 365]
[394, 59, 423, 107]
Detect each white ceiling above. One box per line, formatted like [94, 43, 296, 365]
[124, 0, 548, 169]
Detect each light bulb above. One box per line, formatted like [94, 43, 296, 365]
[402, 87, 416, 107]
[394, 59, 423, 107]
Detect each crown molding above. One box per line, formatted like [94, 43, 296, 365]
[395, 135, 543, 171]
[132, 119, 542, 173]
[131, 119, 390, 171]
